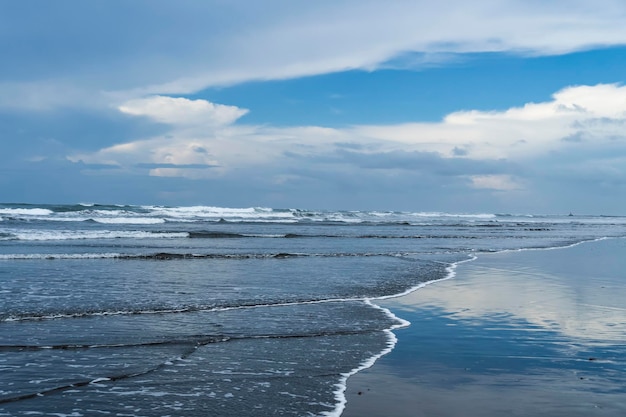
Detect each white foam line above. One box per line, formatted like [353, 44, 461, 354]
[0, 253, 124, 260]
[1, 297, 368, 323]
[495, 236, 613, 254]
[321, 255, 477, 417]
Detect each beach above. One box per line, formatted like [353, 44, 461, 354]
[2, 205, 626, 416]
[343, 237, 626, 417]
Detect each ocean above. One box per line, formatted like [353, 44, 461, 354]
[1, 203, 626, 416]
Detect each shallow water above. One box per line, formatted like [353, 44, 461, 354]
[2, 204, 626, 416]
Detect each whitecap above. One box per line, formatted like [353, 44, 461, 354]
[9, 230, 188, 241]
[93, 218, 165, 224]
[0, 208, 53, 216]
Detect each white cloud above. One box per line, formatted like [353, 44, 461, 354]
[118, 96, 248, 126]
[3, 1, 626, 105]
[140, 1, 626, 94]
[69, 123, 347, 179]
[354, 83, 626, 159]
[71, 84, 626, 192]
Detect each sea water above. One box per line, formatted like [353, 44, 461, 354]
[1, 204, 625, 416]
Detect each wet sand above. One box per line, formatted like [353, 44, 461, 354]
[342, 238, 626, 417]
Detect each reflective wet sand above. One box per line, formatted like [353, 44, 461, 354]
[343, 238, 626, 417]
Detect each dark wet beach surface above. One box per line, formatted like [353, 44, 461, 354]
[343, 238, 626, 417]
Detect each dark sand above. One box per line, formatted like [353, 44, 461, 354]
[342, 238, 626, 417]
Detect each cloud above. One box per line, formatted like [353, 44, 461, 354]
[68, 83, 626, 205]
[3, 1, 626, 109]
[118, 96, 248, 126]
[470, 175, 522, 191]
[354, 83, 626, 160]
[135, 162, 218, 169]
[131, 1, 626, 95]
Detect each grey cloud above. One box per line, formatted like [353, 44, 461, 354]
[571, 117, 626, 130]
[76, 163, 121, 170]
[561, 131, 585, 143]
[333, 142, 369, 150]
[452, 146, 469, 156]
[135, 163, 219, 169]
[285, 148, 517, 176]
[0, 108, 167, 159]
[191, 146, 210, 154]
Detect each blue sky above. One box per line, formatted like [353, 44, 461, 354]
[2, 1, 626, 214]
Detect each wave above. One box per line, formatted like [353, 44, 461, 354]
[0, 334, 230, 352]
[0, 295, 373, 323]
[0, 230, 294, 241]
[188, 231, 247, 238]
[0, 325, 385, 406]
[0, 228, 557, 242]
[0, 230, 188, 241]
[0, 253, 124, 260]
[2, 203, 625, 226]
[0, 207, 54, 216]
[92, 217, 166, 224]
[0, 251, 397, 261]
[0, 338, 206, 405]
[0, 326, 385, 353]
[0, 203, 514, 225]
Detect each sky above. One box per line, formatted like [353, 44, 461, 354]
[2, 1, 626, 214]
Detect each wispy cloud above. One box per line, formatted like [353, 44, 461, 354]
[3, 2, 626, 110]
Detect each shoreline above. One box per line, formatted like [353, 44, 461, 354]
[330, 238, 604, 416]
[341, 237, 626, 416]
[325, 249, 476, 416]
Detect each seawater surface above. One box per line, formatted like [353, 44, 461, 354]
[1, 204, 626, 416]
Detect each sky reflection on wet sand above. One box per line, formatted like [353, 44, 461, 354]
[344, 238, 626, 417]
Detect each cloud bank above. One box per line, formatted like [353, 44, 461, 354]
[70, 84, 626, 199]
